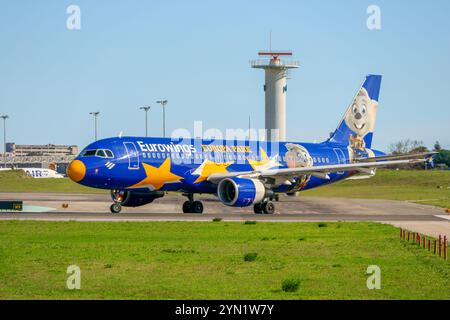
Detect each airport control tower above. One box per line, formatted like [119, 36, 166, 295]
[251, 51, 299, 141]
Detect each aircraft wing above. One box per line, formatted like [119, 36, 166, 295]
[354, 152, 437, 163]
[207, 158, 426, 184]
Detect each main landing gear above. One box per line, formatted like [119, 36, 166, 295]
[182, 193, 204, 214]
[253, 200, 276, 214]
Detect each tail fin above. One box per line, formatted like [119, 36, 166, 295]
[328, 74, 382, 149]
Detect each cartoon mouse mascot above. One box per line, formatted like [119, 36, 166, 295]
[344, 88, 377, 161]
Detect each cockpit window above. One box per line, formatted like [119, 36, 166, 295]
[81, 150, 97, 157]
[81, 149, 114, 158]
[105, 150, 114, 158]
[96, 150, 107, 158]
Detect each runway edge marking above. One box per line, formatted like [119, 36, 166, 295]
[435, 215, 450, 221]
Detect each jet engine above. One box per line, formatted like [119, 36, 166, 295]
[217, 177, 266, 207]
[111, 189, 164, 207]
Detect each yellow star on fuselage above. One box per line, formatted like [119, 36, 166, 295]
[129, 158, 182, 190]
[193, 159, 233, 184]
[247, 148, 282, 171]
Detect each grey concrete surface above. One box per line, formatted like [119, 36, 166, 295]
[383, 221, 450, 239]
[0, 192, 446, 217]
[0, 192, 445, 213]
[1, 192, 449, 237]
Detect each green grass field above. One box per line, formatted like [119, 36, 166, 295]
[1, 169, 449, 208]
[0, 170, 105, 194]
[303, 170, 450, 208]
[0, 221, 448, 299]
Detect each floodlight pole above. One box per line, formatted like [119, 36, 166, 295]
[156, 100, 168, 137]
[140, 106, 151, 137]
[89, 112, 100, 141]
[1, 115, 8, 168]
[248, 115, 251, 140]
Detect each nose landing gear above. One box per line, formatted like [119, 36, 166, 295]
[110, 202, 122, 214]
[182, 193, 204, 214]
[110, 190, 124, 214]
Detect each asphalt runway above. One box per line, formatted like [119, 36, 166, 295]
[0, 192, 447, 221]
[1, 192, 449, 237]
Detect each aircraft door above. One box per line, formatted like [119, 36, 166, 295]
[123, 142, 140, 170]
[333, 148, 346, 175]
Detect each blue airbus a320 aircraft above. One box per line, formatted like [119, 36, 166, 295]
[67, 75, 433, 214]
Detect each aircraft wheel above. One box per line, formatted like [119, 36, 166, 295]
[192, 201, 204, 214]
[253, 203, 263, 214]
[182, 201, 192, 213]
[110, 203, 122, 214]
[262, 201, 275, 215]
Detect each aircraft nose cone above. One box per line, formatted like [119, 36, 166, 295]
[67, 160, 86, 182]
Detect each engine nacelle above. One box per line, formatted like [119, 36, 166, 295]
[218, 177, 266, 207]
[111, 190, 164, 207]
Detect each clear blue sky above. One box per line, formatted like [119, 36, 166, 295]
[1, 0, 449, 152]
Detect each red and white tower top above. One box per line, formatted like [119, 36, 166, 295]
[251, 51, 299, 69]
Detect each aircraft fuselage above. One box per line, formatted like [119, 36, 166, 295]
[69, 136, 384, 194]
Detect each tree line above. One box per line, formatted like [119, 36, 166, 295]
[388, 139, 450, 169]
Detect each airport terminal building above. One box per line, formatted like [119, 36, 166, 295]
[3, 143, 78, 173]
[5, 143, 78, 157]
